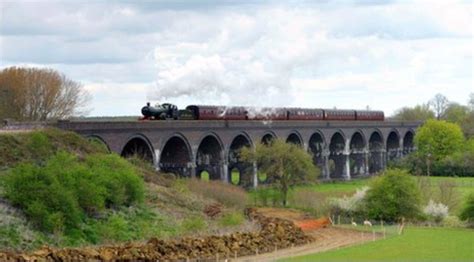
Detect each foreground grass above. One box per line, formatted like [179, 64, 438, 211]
[284, 227, 474, 262]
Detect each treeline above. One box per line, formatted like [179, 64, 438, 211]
[391, 119, 474, 177]
[391, 93, 474, 138]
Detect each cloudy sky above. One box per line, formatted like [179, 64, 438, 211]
[0, 0, 472, 116]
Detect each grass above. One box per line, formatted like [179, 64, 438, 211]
[284, 227, 474, 262]
[200, 171, 210, 181]
[299, 179, 370, 194]
[231, 170, 240, 185]
[296, 176, 474, 196]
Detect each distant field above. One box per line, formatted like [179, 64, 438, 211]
[283, 227, 474, 262]
[297, 176, 474, 196]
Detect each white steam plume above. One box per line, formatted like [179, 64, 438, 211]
[150, 8, 324, 108]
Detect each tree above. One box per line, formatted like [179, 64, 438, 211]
[240, 139, 319, 206]
[429, 93, 449, 120]
[443, 103, 470, 123]
[468, 93, 474, 111]
[414, 120, 464, 162]
[392, 103, 435, 121]
[460, 112, 474, 138]
[0, 67, 90, 121]
[365, 169, 421, 221]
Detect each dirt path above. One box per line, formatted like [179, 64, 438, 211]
[236, 208, 379, 261]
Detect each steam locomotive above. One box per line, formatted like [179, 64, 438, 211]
[140, 102, 384, 121]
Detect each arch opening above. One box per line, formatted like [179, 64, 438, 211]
[403, 131, 415, 155]
[230, 168, 240, 185]
[228, 134, 253, 188]
[198, 170, 210, 181]
[286, 133, 302, 146]
[386, 131, 400, 161]
[329, 132, 346, 179]
[369, 132, 384, 174]
[196, 135, 223, 181]
[261, 133, 276, 145]
[350, 132, 366, 177]
[308, 132, 325, 171]
[121, 137, 154, 164]
[159, 136, 192, 177]
[87, 136, 111, 153]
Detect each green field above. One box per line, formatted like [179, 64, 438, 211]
[283, 227, 474, 262]
[298, 176, 474, 196]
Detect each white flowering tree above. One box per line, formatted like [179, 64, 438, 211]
[423, 200, 449, 223]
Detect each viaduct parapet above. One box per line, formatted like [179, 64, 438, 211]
[52, 119, 421, 188]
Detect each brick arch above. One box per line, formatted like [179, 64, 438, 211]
[349, 130, 366, 177]
[368, 129, 384, 174]
[286, 130, 304, 146]
[159, 133, 193, 177]
[261, 131, 277, 145]
[386, 129, 401, 161]
[86, 134, 111, 153]
[195, 132, 225, 181]
[227, 132, 254, 188]
[121, 133, 155, 164]
[328, 130, 347, 179]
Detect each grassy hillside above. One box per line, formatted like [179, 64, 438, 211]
[0, 128, 108, 169]
[0, 129, 251, 251]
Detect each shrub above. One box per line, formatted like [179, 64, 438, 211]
[365, 169, 421, 221]
[250, 186, 285, 207]
[329, 187, 368, 218]
[288, 190, 332, 217]
[181, 216, 207, 232]
[1, 152, 145, 233]
[459, 193, 474, 226]
[186, 179, 249, 210]
[442, 215, 465, 228]
[423, 200, 449, 223]
[218, 212, 245, 227]
[436, 180, 461, 211]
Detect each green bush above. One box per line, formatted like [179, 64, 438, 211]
[250, 186, 286, 207]
[365, 169, 421, 222]
[1, 152, 144, 233]
[0, 128, 108, 168]
[459, 193, 474, 226]
[181, 216, 207, 232]
[218, 212, 245, 226]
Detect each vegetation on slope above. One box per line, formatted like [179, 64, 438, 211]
[0, 129, 251, 251]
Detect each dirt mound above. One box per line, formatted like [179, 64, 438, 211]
[295, 217, 332, 231]
[0, 208, 313, 261]
[204, 203, 223, 218]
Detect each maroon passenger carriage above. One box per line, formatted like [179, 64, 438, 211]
[144, 103, 385, 121]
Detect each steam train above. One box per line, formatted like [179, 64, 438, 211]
[140, 102, 385, 121]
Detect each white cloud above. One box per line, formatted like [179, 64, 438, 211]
[0, 1, 472, 116]
[150, 4, 472, 114]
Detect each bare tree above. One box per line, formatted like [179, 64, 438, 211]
[469, 93, 474, 111]
[0, 67, 90, 121]
[429, 93, 449, 120]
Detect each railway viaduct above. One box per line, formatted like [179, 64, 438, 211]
[55, 120, 421, 188]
